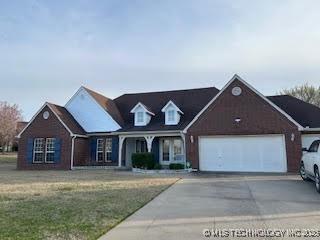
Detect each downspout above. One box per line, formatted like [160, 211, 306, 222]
[70, 135, 76, 170]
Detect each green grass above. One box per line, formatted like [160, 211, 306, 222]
[0, 158, 178, 240]
[0, 153, 17, 163]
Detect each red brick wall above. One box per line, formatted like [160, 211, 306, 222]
[17, 106, 72, 170]
[186, 79, 302, 172]
[73, 137, 119, 166]
[73, 137, 89, 166]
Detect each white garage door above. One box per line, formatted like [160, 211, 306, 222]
[199, 135, 287, 172]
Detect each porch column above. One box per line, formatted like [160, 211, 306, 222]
[180, 133, 187, 165]
[144, 136, 155, 152]
[118, 136, 126, 167]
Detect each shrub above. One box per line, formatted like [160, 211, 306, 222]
[169, 163, 185, 170]
[154, 163, 162, 170]
[132, 153, 155, 169]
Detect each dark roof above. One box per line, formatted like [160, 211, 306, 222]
[113, 87, 220, 132]
[47, 103, 86, 135]
[267, 95, 320, 128]
[83, 87, 124, 126]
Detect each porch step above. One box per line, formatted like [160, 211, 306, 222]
[72, 166, 130, 170]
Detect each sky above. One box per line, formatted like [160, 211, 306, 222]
[1, 0, 320, 120]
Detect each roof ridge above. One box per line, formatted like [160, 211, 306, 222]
[116, 86, 219, 98]
[82, 86, 112, 100]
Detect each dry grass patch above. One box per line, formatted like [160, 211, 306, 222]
[0, 153, 17, 163]
[0, 157, 179, 240]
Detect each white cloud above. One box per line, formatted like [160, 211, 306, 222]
[0, 0, 320, 120]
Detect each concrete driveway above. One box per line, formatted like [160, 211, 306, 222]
[100, 174, 320, 240]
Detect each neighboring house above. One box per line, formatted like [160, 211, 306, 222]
[12, 121, 28, 151]
[17, 75, 320, 172]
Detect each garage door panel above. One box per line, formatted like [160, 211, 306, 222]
[199, 135, 287, 172]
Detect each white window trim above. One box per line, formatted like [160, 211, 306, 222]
[105, 138, 112, 162]
[96, 139, 104, 162]
[161, 100, 184, 114]
[33, 138, 44, 163]
[161, 101, 183, 126]
[130, 102, 155, 115]
[130, 102, 154, 127]
[45, 138, 55, 163]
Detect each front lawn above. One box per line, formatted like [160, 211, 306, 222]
[0, 153, 17, 163]
[0, 156, 178, 240]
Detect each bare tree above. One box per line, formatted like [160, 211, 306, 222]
[280, 83, 320, 108]
[0, 102, 23, 153]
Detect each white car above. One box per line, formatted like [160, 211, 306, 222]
[300, 140, 320, 192]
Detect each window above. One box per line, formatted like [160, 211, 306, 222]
[96, 139, 104, 162]
[136, 139, 147, 153]
[161, 138, 184, 164]
[168, 110, 175, 122]
[173, 139, 183, 161]
[309, 140, 320, 153]
[45, 138, 55, 163]
[105, 138, 112, 162]
[162, 139, 170, 161]
[161, 101, 183, 125]
[33, 138, 44, 163]
[131, 103, 154, 126]
[137, 111, 144, 123]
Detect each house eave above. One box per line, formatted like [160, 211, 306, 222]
[87, 130, 183, 136]
[301, 128, 320, 132]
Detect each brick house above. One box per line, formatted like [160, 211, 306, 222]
[17, 75, 320, 172]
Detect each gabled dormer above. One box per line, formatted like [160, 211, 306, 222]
[161, 100, 183, 125]
[130, 102, 155, 126]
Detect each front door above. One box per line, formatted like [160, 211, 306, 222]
[160, 138, 184, 165]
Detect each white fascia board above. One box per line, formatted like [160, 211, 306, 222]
[161, 100, 184, 114]
[17, 102, 74, 138]
[87, 130, 183, 136]
[65, 86, 84, 109]
[130, 102, 155, 116]
[302, 128, 320, 132]
[71, 134, 88, 138]
[183, 74, 304, 133]
[117, 131, 183, 138]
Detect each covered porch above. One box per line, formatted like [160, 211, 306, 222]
[118, 132, 186, 168]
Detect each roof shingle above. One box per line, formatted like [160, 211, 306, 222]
[113, 87, 220, 132]
[267, 95, 320, 128]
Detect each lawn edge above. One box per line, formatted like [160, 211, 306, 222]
[97, 177, 181, 239]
